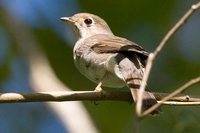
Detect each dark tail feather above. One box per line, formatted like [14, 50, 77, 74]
[126, 76, 161, 115]
[130, 88, 161, 115]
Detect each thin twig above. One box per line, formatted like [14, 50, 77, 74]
[136, 53, 154, 115]
[158, 101, 200, 106]
[142, 76, 200, 116]
[136, 1, 200, 117]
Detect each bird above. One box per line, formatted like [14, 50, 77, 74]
[60, 13, 160, 114]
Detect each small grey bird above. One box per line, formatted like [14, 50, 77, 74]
[61, 13, 160, 114]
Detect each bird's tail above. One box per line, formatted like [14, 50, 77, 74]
[127, 78, 161, 115]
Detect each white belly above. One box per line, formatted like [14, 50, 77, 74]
[74, 51, 126, 88]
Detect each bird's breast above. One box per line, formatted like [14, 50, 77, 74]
[73, 43, 125, 88]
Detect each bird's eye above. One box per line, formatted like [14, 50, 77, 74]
[84, 18, 93, 25]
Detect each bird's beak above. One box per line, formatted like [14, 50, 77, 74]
[60, 17, 74, 25]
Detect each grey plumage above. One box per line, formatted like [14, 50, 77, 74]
[61, 13, 161, 115]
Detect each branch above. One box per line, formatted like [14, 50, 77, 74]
[0, 91, 200, 104]
[142, 76, 200, 116]
[136, 1, 200, 117]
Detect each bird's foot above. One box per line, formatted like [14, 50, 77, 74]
[93, 82, 106, 105]
[94, 82, 103, 92]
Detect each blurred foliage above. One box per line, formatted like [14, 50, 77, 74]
[0, 0, 200, 133]
[34, 28, 94, 90]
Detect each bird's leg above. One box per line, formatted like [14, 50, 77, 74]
[94, 73, 107, 92]
[94, 82, 103, 92]
[93, 75, 106, 104]
[93, 81, 105, 105]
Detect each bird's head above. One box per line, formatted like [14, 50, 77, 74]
[60, 13, 113, 39]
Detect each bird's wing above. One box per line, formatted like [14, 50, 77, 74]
[90, 35, 149, 57]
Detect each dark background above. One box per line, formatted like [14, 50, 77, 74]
[0, 0, 200, 133]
